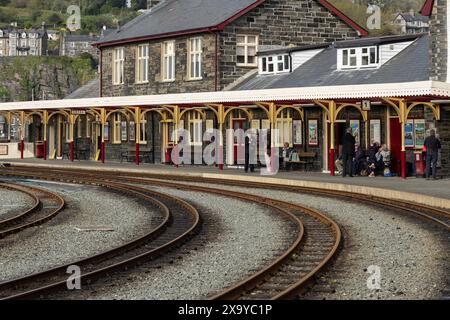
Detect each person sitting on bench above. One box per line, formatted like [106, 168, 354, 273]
[280, 142, 294, 170]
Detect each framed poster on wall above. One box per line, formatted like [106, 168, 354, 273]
[0, 145, 8, 155]
[414, 119, 426, 148]
[293, 120, 302, 145]
[405, 119, 414, 148]
[369, 119, 381, 145]
[350, 120, 360, 145]
[308, 120, 318, 146]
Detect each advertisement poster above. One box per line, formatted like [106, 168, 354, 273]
[350, 120, 360, 145]
[293, 120, 302, 145]
[414, 120, 426, 148]
[308, 120, 318, 146]
[405, 120, 414, 147]
[369, 119, 381, 145]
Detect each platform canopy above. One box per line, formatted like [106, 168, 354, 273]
[1, 81, 450, 112]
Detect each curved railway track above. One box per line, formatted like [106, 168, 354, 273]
[1, 165, 449, 300]
[0, 167, 341, 300]
[0, 182, 65, 239]
[0, 179, 201, 300]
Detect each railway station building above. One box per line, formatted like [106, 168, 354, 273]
[0, 0, 449, 178]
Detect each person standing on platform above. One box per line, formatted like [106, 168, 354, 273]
[424, 129, 441, 180]
[245, 133, 256, 173]
[342, 128, 356, 178]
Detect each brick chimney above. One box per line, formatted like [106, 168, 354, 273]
[147, 0, 162, 9]
[427, 0, 449, 82]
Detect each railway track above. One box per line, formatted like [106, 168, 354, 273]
[1, 166, 449, 300]
[0, 167, 341, 300]
[0, 179, 201, 300]
[0, 181, 65, 239]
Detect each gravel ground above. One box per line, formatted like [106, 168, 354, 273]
[56, 187, 295, 300]
[0, 188, 34, 220]
[172, 181, 449, 300]
[0, 180, 158, 281]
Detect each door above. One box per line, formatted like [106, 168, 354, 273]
[390, 118, 402, 175]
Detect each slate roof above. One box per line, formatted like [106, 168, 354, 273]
[98, 0, 258, 45]
[235, 34, 429, 91]
[64, 78, 100, 99]
[64, 34, 99, 42]
[397, 13, 429, 23]
[96, 0, 367, 47]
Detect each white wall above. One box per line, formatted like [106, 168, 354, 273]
[291, 49, 324, 70]
[379, 41, 414, 65]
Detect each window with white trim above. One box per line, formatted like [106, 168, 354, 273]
[188, 37, 202, 80]
[260, 54, 290, 74]
[139, 120, 147, 144]
[162, 41, 175, 81]
[275, 110, 293, 147]
[121, 121, 128, 142]
[236, 35, 258, 67]
[339, 46, 378, 70]
[188, 113, 202, 145]
[113, 47, 125, 85]
[113, 113, 122, 144]
[136, 44, 149, 83]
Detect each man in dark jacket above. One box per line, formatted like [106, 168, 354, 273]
[342, 128, 356, 177]
[424, 129, 441, 180]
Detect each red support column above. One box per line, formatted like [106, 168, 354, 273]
[330, 148, 335, 176]
[70, 141, 74, 162]
[20, 140, 24, 159]
[401, 150, 406, 179]
[135, 143, 140, 166]
[43, 140, 47, 160]
[101, 142, 105, 164]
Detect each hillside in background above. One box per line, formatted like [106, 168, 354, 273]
[0, 55, 97, 102]
[330, 0, 427, 35]
[0, 0, 146, 33]
[0, 0, 426, 35]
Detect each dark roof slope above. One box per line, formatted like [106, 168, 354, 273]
[98, 0, 259, 45]
[398, 13, 429, 23]
[96, 0, 367, 47]
[235, 34, 429, 90]
[64, 78, 99, 99]
[64, 34, 99, 42]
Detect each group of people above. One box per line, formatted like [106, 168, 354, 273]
[336, 128, 442, 179]
[336, 128, 392, 178]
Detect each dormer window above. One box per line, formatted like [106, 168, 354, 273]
[259, 54, 290, 74]
[21, 33, 26, 38]
[339, 46, 378, 70]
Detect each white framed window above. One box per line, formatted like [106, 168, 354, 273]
[260, 54, 290, 74]
[275, 110, 293, 147]
[188, 113, 203, 146]
[121, 121, 128, 142]
[339, 46, 378, 70]
[136, 44, 149, 83]
[162, 41, 175, 81]
[236, 35, 258, 67]
[113, 47, 125, 85]
[86, 116, 92, 138]
[129, 121, 136, 141]
[113, 113, 122, 144]
[188, 37, 202, 80]
[139, 120, 147, 144]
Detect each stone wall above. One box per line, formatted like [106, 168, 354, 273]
[101, 33, 217, 97]
[429, 0, 448, 81]
[219, 0, 360, 88]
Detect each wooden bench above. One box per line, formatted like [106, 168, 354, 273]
[286, 151, 317, 172]
[120, 148, 153, 163]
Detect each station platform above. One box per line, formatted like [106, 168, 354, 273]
[2, 158, 450, 209]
